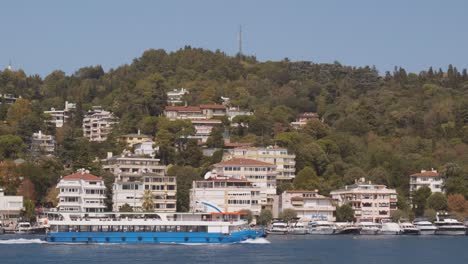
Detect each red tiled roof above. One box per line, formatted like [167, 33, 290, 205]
[62, 172, 103, 181]
[410, 171, 440, 177]
[214, 158, 275, 167]
[200, 104, 226, 110]
[165, 106, 201, 112]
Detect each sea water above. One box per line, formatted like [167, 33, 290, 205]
[0, 234, 467, 264]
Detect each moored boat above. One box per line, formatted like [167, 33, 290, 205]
[266, 221, 288, 235]
[288, 221, 307, 235]
[334, 222, 361, 235]
[380, 220, 401, 235]
[46, 211, 265, 244]
[434, 214, 466, 236]
[307, 221, 336, 235]
[413, 218, 437, 235]
[358, 222, 380, 235]
[399, 221, 420, 235]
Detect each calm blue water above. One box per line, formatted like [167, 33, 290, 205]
[1, 234, 467, 264]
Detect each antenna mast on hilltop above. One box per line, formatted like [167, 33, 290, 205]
[238, 25, 243, 57]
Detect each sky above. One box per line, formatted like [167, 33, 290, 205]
[1, 0, 468, 76]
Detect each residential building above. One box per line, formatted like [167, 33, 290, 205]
[226, 106, 253, 121]
[330, 178, 398, 223]
[56, 169, 106, 213]
[112, 173, 176, 213]
[290, 112, 319, 129]
[102, 153, 175, 212]
[119, 130, 152, 148]
[163, 104, 226, 121]
[0, 94, 19, 105]
[211, 158, 277, 211]
[82, 107, 118, 142]
[44, 101, 76, 128]
[30, 130, 56, 155]
[225, 146, 296, 183]
[0, 187, 23, 222]
[134, 141, 158, 157]
[410, 169, 444, 193]
[280, 190, 336, 222]
[190, 119, 222, 143]
[190, 178, 262, 215]
[167, 88, 189, 105]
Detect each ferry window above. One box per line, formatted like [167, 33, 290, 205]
[167, 226, 176, 232]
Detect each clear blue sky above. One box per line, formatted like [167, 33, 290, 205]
[1, 0, 467, 76]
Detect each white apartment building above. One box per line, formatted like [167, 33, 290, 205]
[56, 169, 106, 213]
[44, 101, 76, 128]
[410, 169, 444, 193]
[225, 146, 296, 183]
[330, 178, 398, 223]
[82, 108, 118, 142]
[119, 130, 152, 148]
[0, 94, 19, 105]
[280, 190, 336, 222]
[190, 178, 262, 215]
[190, 119, 223, 143]
[164, 104, 226, 121]
[31, 130, 56, 155]
[167, 88, 189, 105]
[134, 141, 158, 157]
[226, 107, 253, 121]
[211, 158, 277, 211]
[290, 112, 319, 129]
[102, 153, 175, 212]
[0, 188, 23, 222]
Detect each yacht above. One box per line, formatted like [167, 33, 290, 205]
[15, 222, 32, 234]
[413, 219, 437, 235]
[399, 221, 420, 235]
[46, 211, 266, 243]
[434, 215, 467, 236]
[266, 221, 288, 235]
[357, 222, 380, 235]
[334, 222, 361, 235]
[308, 221, 336, 235]
[380, 220, 401, 235]
[288, 222, 307, 235]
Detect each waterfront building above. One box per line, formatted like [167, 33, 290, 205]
[0, 187, 23, 222]
[30, 130, 56, 155]
[224, 146, 296, 183]
[82, 107, 118, 142]
[211, 158, 277, 211]
[44, 101, 76, 128]
[410, 169, 444, 193]
[190, 178, 262, 215]
[330, 178, 398, 223]
[167, 88, 189, 105]
[119, 130, 152, 148]
[290, 112, 319, 129]
[280, 190, 336, 222]
[56, 169, 106, 213]
[102, 153, 175, 212]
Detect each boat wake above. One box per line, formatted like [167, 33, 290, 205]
[0, 238, 47, 244]
[240, 238, 271, 244]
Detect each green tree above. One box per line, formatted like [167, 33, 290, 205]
[426, 192, 447, 211]
[0, 135, 26, 159]
[206, 125, 225, 148]
[22, 199, 36, 223]
[423, 209, 437, 222]
[412, 187, 432, 216]
[335, 204, 355, 222]
[293, 166, 320, 191]
[239, 209, 253, 224]
[258, 209, 273, 226]
[141, 190, 154, 212]
[119, 203, 134, 212]
[280, 208, 297, 223]
[390, 209, 409, 222]
[167, 165, 201, 212]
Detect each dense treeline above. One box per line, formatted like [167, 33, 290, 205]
[0, 46, 467, 217]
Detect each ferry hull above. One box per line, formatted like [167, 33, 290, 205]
[46, 230, 264, 244]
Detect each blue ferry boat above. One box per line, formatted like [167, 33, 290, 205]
[45, 211, 265, 244]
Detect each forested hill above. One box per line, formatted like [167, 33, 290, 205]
[0, 46, 467, 208]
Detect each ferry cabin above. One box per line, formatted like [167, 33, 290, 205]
[46, 212, 263, 244]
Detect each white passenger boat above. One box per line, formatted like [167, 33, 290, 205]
[434, 215, 466, 236]
[399, 221, 420, 235]
[358, 222, 380, 235]
[380, 220, 401, 235]
[413, 219, 437, 235]
[334, 222, 361, 235]
[288, 222, 307, 235]
[266, 221, 288, 235]
[46, 211, 266, 244]
[308, 221, 336, 235]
